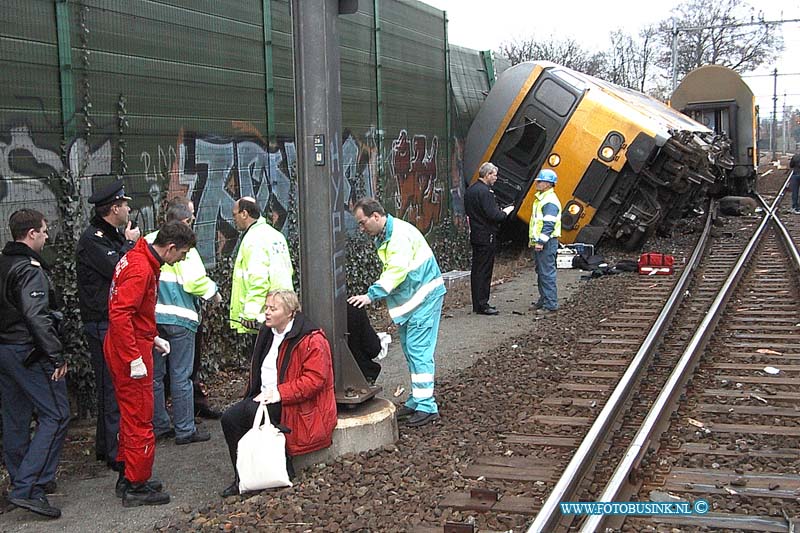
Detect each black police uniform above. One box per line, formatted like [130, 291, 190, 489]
[75, 179, 134, 470]
[0, 241, 69, 515]
[464, 179, 508, 313]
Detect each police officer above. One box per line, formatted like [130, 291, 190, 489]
[0, 209, 69, 519]
[76, 178, 141, 472]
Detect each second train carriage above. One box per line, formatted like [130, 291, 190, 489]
[670, 65, 759, 196]
[464, 61, 736, 249]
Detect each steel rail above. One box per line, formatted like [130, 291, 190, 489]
[526, 202, 717, 533]
[757, 173, 800, 275]
[581, 193, 781, 532]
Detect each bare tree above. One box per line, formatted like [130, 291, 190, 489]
[604, 26, 658, 91]
[656, 0, 783, 80]
[497, 36, 606, 77]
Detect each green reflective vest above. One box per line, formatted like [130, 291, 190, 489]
[229, 217, 293, 333]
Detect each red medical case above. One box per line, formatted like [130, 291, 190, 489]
[638, 252, 674, 275]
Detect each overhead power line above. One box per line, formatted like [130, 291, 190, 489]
[669, 16, 800, 90]
[672, 17, 800, 33]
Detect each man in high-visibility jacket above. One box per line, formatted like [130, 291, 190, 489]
[144, 200, 220, 447]
[348, 197, 446, 428]
[229, 197, 293, 350]
[529, 169, 562, 314]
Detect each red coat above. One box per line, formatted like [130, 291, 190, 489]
[246, 312, 338, 456]
[105, 239, 161, 365]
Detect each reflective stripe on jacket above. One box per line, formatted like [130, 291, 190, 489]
[145, 231, 217, 332]
[230, 217, 294, 333]
[367, 215, 446, 325]
[529, 188, 562, 245]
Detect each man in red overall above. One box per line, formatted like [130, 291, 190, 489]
[104, 220, 195, 507]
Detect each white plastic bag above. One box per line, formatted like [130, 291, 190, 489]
[237, 404, 292, 492]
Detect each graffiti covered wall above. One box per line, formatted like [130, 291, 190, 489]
[0, 0, 483, 265]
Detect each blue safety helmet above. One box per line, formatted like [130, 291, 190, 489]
[536, 169, 558, 184]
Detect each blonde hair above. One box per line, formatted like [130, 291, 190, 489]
[267, 290, 301, 315]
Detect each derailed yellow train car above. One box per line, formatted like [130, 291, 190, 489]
[465, 61, 734, 249]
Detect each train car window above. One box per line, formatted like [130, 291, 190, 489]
[534, 79, 577, 118]
[504, 111, 547, 166]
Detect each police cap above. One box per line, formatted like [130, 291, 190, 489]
[88, 178, 132, 206]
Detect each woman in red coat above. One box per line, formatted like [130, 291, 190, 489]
[220, 290, 337, 497]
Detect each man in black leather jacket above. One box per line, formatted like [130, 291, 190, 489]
[464, 162, 513, 315]
[0, 209, 69, 519]
[75, 178, 140, 472]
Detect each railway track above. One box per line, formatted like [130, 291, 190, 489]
[543, 174, 800, 533]
[432, 171, 800, 533]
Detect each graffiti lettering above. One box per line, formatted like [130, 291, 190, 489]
[0, 125, 111, 243]
[390, 129, 442, 233]
[175, 136, 294, 265]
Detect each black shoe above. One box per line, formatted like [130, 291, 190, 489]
[9, 496, 61, 518]
[220, 481, 240, 498]
[406, 411, 440, 427]
[116, 474, 164, 498]
[43, 480, 57, 494]
[155, 429, 176, 441]
[195, 405, 222, 420]
[476, 307, 499, 315]
[122, 483, 170, 507]
[175, 429, 211, 445]
[395, 405, 415, 420]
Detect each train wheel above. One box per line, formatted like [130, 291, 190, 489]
[622, 227, 648, 251]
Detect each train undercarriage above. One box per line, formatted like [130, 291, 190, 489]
[600, 131, 740, 250]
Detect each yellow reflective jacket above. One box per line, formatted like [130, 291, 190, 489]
[529, 187, 562, 245]
[230, 217, 293, 333]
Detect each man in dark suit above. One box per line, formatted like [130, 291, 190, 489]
[464, 162, 513, 315]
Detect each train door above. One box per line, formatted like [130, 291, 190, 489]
[683, 101, 739, 159]
[491, 72, 585, 207]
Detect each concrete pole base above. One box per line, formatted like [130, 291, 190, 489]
[293, 398, 398, 471]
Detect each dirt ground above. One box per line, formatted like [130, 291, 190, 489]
[0, 250, 585, 532]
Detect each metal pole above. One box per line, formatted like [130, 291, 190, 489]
[55, 0, 76, 143]
[291, 0, 377, 405]
[373, 0, 384, 188]
[772, 68, 778, 161]
[783, 93, 788, 155]
[670, 18, 679, 91]
[262, 0, 276, 147]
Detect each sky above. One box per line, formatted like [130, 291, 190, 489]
[422, 0, 800, 120]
